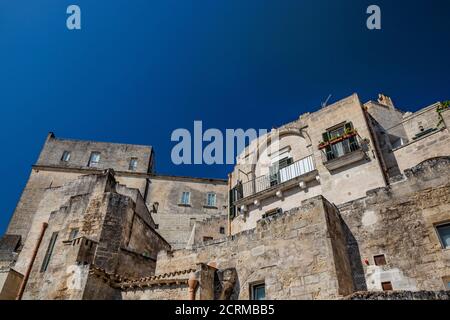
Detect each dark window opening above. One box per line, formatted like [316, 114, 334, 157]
[374, 254, 387, 266]
[251, 283, 265, 300]
[268, 157, 293, 186]
[322, 122, 360, 161]
[40, 232, 59, 273]
[129, 158, 138, 171]
[88, 152, 101, 167]
[436, 223, 450, 249]
[180, 192, 190, 205]
[219, 227, 225, 234]
[203, 236, 213, 242]
[262, 208, 282, 219]
[381, 281, 393, 291]
[61, 151, 71, 162]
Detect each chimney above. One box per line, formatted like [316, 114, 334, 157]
[377, 94, 395, 108]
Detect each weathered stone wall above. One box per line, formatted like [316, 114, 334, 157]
[231, 182, 322, 234]
[365, 101, 406, 177]
[397, 103, 443, 142]
[147, 176, 228, 249]
[155, 196, 354, 300]
[122, 284, 189, 300]
[344, 290, 450, 300]
[393, 127, 450, 173]
[339, 157, 450, 292]
[82, 273, 122, 300]
[36, 133, 153, 173]
[188, 214, 228, 247]
[6, 132, 153, 246]
[0, 268, 22, 300]
[18, 171, 169, 299]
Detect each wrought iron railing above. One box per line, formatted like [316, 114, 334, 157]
[321, 135, 362, 162]
[239, 155, 315, 199]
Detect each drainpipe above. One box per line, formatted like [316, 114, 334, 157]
[16, 222, 48, 300]
[188, 278, 199, 300]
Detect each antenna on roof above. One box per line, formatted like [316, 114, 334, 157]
[321, 94, 332, 108]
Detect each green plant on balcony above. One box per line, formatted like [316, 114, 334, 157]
[318, 128, 358, 150]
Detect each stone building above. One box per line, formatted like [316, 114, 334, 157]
[0, 93, 449, 300]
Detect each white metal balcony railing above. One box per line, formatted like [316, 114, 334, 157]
[240, 155, 315, 199]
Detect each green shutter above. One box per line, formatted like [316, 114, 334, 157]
[322, 132, 330, 142]
[345, 122, 353, 131]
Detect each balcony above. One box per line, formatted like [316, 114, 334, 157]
[320, 135, 367, 171]
[233, 155, 317, 206]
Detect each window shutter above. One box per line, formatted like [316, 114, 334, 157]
[345, 122, 353, 131]
[229, 189, 236, 218]
[322, 132, 330, 142]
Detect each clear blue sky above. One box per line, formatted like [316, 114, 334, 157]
[0, 0, 449, 234]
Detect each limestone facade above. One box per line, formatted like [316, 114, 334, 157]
[0, 93, 449, 300]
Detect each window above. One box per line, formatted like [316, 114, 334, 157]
[219, 227, 225, 234]
[206, 193, 216, 207]
[88, 152, 101, 167]
[129, 158, 138, 171]
[69, 228, 79, 240]
[436, 223, 450, 249]
[269, 157, 293, 186]
[251, 283, 265, 300]
[154, 224, 159, 230]
[381, 281, 393, 291]
[262, 208, 282, 219]
[374, 254, 387, 266]
[40, 232, 59, 272]
[61, 151, 71, 162]
[180, 192, 190, 205]
[203, 236, 213, 242]
[322, 122, 359, 161]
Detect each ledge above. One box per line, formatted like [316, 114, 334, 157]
[234, 169, 318, 207]
[323, 149, 366, 171]
[177, 203, 191, 207]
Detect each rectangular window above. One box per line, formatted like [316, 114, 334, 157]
[322, 122, 359, 161]
[219, 227, 225, 234]
[129, 158, 138, 171]
[374, 254, 387, 266]
[269, 157, 293, 186]
[40, 232, 59, 272]
[88, 152, 101, 167]
[61, 151, 71, 162]
[206, 193, 216, 207]
[381, 281, 393, 291]
[69, 228, 79, 240]
[181, 192, 190, 205]
[251, 283, 265, 300]
[203, 236, 213, 242]
[436, 223, 450, 249]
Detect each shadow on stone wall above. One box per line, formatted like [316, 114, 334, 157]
[341, 220, 367, 292]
